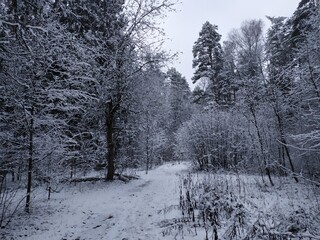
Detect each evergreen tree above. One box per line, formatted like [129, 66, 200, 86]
[192, 21, 225, 104]
[167, 68, 191, 132]
[166, 68, 191, 160]
[220, 40, 238, 105]
[0, 0, 107, 211]
[289, 1, 320, 172]
[266, 16, 294, 93]
[264, 0, 320, 177]
[291, 0, 319, 47]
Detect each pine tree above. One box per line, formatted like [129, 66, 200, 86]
[166, 68, 191, 160]
[192, 21, 224, 104]
[167, 68, 191, 132]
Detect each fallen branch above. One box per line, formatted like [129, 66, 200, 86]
[63, 173, 140, 183]
[115, 173, 140, 181]
[68, 177, 104, 183]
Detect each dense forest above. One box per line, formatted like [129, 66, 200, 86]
[0, 0, 320, 238]
[182, 0, 320, 182]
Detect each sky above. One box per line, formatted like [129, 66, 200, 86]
[161, 0, 301, 89]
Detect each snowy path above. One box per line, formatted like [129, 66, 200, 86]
[6, 163, 188, 240]
[103, 163, 186, 240]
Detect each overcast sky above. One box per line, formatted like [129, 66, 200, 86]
[161, 0, 301, 89]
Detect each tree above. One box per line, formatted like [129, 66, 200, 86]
[101, 0, 177, 180]
[288, 1, 320, 175]
[167, 68, 191, 132]
[264, 0, 320, 179]
[131, 64, 168, 173]
[291, 0, 319, 48]
[192, 21, 225, 104]
[265, 16, 300, 181]
[0, 0, 101, 212]
[53, 0, 177, 180]
[166, 68, 192, 160]
[227, 19, 275, 185]
[0, 0, 179, 221]
[51, 0, 128, 181]
[266, 16, 294, 93]
[220, 40, 239, 105]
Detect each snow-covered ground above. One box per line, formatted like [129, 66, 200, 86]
[2, 162, 320, 240]
[177, 172, 320, 239]
[1, 163, 189, 240]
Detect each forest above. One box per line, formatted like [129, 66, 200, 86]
[0, 0, 320, 239]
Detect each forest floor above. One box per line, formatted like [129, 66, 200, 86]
[1, 163, 189, 240]
[1, 162, 320, 240]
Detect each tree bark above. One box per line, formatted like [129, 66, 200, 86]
[106, 100, 115, 181]
[145, 119, 151, 174]
[25, 105, 34, 213]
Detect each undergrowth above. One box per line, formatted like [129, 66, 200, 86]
[160, 172, 320, 240]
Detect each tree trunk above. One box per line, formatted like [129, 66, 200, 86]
[306, 45, 320, 101]
[146, 138, 150, 174]
[106, 100, 115, 181]
[273, 105, 299, 182]
[250, 106, 274, 186]
[282, 139, 299, 182]
[25, 105, 34, 213]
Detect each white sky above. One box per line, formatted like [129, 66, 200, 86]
[161, 0, 301, 89]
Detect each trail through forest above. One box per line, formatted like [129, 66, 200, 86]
[3, 162, 320, 240]
[3, 163, 189, 240]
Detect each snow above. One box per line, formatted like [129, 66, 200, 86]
[2, 163, 320, 240]
[2, 163, 189, 240]
[177, 172, 320, 239]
